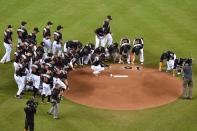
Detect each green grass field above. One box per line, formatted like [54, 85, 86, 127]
[0, 0, 197, 130]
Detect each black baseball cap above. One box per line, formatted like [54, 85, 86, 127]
[47, 21, 53, 25]
[107, 15, 112, 20]
[7, 25, 13, 28]
[21, 21, 27, 26]
[33, 27, 39, 32]
[57, 25, 63, 30]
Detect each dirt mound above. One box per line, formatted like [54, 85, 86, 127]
[63, 64, 182, 110]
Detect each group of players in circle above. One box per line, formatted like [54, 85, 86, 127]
[0, 15, 193, 120]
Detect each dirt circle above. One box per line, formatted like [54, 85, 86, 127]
[64, 64, 182, 110]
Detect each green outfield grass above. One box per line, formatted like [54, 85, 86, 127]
[0, 0, 197, 130]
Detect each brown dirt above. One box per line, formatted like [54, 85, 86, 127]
[63, 64, 182, 110]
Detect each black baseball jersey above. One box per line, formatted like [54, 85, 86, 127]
[80, 45, 91, 56]
[54, 71, 67, 80]
[53, 31, 62, 43]
[29, 33, 37, 44]
[133, 38, 143, 49]
[43, 27, 51, 38]
[120, 44, 131, 55]
[16, 64, 27, 77]
[160, 51, 175, 61]
[4, 30, 12, 44]
[94, 47, 105, 55]
[17, 26, 28, 40]
[93, 57, 102, 66]
[95, 28, 104, 37]
[103, 20, 110, 34]
[51, 88, 61, 101]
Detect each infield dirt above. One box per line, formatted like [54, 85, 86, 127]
[64, 64, 182, 110]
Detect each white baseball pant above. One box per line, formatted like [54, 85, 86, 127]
[167, 54, 176, 71]
[42, 83, 51, 96]
[91, 65, 105, 75]
[52, 41, 62, 56]
[95, 35, 105, 48]
[14, 74, 26, 96]
[104, 33, 113, 47]
[31, 74, 40, 89]
[0, 43, 12, 63]
[43, 38, 52, 57]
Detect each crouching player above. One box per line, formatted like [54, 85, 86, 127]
[91, 54, 105, 76]
[130, 37, 144, 65]
[159, 51, 176, 72]
[119, 37, 131, 64]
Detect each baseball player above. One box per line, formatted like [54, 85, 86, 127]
[41, 74, 52, 103]
[29, 27, 40, 45]
[17, 21, 28, 45]
[130, 37, 144, 65]
[64, 40, 83, 54]
[95, 27, 105, 48]
[182, 59, 193, 99]
[91, 53, 105, 76]
[14, 55, 27, 98]
[31, 64, 41, 98]
[102, 15, 113, 47]
[119, 37, 131, 64]
[43, 21, 53, 57]
[0, 25, 13, 64]
[53, 67, 68, 91]
[78, 43, 93, 65]
[159, 51, 176, 72]
[107, 42, 120, 63]
[52, 25, 63, 56]
[48, 85, 61, 119]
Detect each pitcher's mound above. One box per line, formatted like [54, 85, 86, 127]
[64, 64, 182, 110]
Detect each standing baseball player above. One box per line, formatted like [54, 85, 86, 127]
[159, 51, 176, 72]
[52, 25, 63, 56]
[29, 27, 40, 45]
[17, 21, 28, 45]
[130, 37, 144, 65]
[41, 74, 52, 103]
[31, 64, 41, 98]
[95, 27, 105, 48]
[102, 15, 113, 47]
[182, 59, 193, 100]
[43, 21, 53, 57]
[0, 25, 13, 64]
[48, 85, 61, 119]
